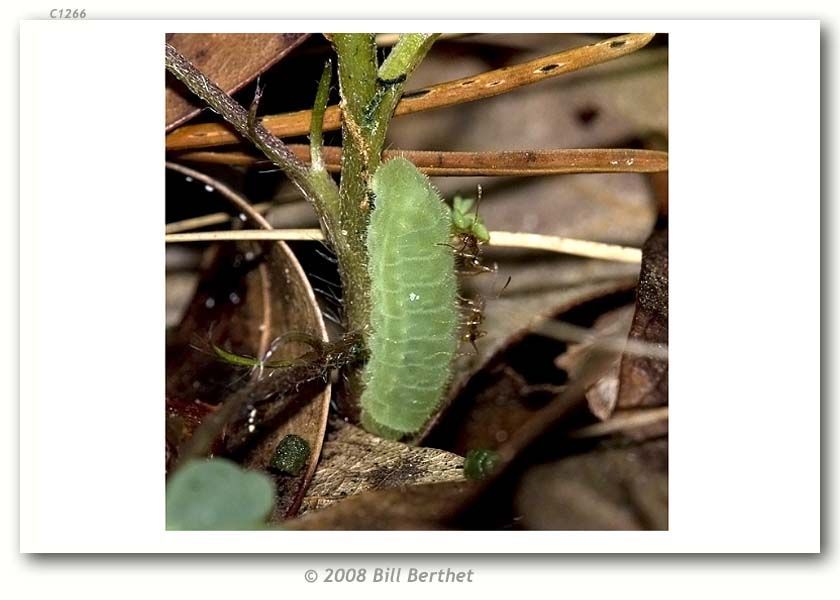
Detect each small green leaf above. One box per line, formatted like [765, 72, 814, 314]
[166, 459, 275, 530]
[472, 221, 490, 243]
[452, 210, 469, 230]
[212, 343, 261, 367]
[451, 194, 490, 242]
[211, 343, 297, 370]
[453, 195, 474, 215]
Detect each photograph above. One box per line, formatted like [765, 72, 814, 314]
[10, 7, 830, 597]
[163, 31, 669, 531]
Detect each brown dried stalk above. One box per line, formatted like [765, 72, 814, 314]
[164, 229, 643, 264]
[172, 146, 669, 175]
[165, 33, 655, 151]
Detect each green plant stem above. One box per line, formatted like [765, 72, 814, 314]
[378, 34, 438, 81]
[331, 34, 378, 124]
[367, 34, 440, 161]
[329, 34, 379, 342]
[309, 60, 333, 171]
[305, 59, 343, 240]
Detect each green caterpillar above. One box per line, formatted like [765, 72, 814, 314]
[360, 158, 459, 439]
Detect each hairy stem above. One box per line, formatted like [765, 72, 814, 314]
[167, 36, 440, 421]
[329, 34, 379, 339]
[174, 332, 365, 467]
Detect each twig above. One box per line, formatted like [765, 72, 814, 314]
[165, 202, 274, 234]
[168, 229, 326, 242]
[375, 32, 469, 47]
[537, 319, 669, 360]
[486, 231, 642, 263]
[165, 43, 336, 210]
[172, 147, 669, 175]
[165, 33, 656, 151]
[566, 407, 669, 439]
[165, 228, 643, 263]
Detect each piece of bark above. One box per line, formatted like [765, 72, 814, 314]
[618, 227, 668, 409]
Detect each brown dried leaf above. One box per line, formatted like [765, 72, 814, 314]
[554, 304, 635, 420]
[514, 438, 668, 530]
[444, 346, 625, 528]
[584, 365, 622, 421]
[618, 226, 668, 410]
[165, 165, 330, 518]
[165, 33, 309, 131]
[427, 365, 563, 456]
[299, 421, 465, 515]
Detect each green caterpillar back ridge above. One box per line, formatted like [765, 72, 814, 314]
[361, 158, 459, 438]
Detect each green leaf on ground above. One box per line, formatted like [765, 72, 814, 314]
[166, 459, 275, 530]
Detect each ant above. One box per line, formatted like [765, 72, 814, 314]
[457, 275, 511, 356]
[449, 186, 496, 276]
[458, 294, 486, 355]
